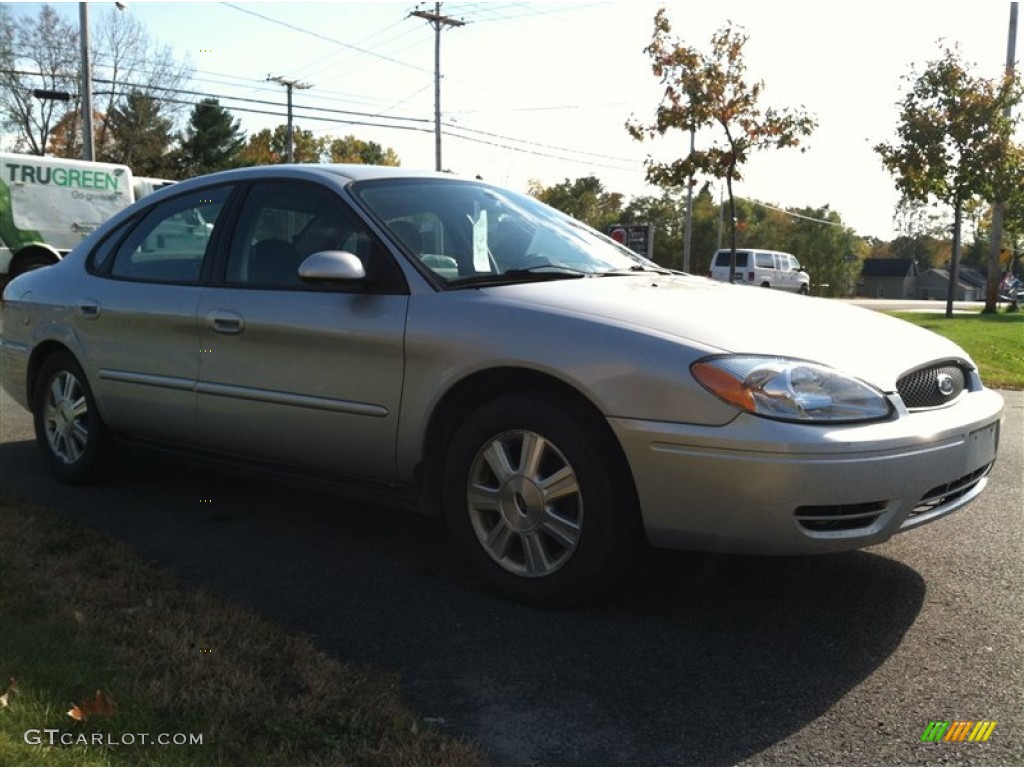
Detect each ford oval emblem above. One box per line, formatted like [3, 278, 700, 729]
[936, 372, 955, 397]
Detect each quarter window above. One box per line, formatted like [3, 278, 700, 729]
[109, 187, 229, 283]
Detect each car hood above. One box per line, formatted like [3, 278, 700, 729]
[486, 273, 970, 391]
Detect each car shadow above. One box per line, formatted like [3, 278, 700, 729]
[0, 440, 925, 766]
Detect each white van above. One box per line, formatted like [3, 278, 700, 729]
[0, 153, 174, 280]
[708, 248, 810, 294]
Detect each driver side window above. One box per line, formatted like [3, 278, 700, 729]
[225, 181, 388, 290]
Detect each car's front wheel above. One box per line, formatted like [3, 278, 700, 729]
[33, 352, 116, 484]
[442, 393, 644, 606]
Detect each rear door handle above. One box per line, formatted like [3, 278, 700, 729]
[206, 309, 244, 334]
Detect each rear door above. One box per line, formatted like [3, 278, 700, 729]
[77, 185, 234, 445]
[194, 179, 409, 482]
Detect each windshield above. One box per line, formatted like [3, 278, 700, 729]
[350, 178, 655, 285]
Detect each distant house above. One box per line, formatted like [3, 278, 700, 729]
[916, 268, 983, 301]
[858, 259, 919, 298]
[958, 266, 988, 294]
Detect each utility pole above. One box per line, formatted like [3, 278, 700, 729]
[79, 2, 94, 161]
[682, 124, 695, 272]
[410, 3, 465, 171]
[985, 1, 1019, 313]
[267, 75, 313, 162]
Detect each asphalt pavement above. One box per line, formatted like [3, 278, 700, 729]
[0, 385, 1021, 766]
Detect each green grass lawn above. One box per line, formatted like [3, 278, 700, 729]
[0, 497, 486, 766]
[888, 311, 1023, 390]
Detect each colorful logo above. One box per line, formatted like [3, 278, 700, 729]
[921, 720, 996, 742]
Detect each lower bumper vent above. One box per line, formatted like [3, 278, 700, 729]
[910, 463, 994, 518]
[795, 501, 888, 532]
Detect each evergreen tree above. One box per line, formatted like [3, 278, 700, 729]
[100, 91, 174, 177]
[175, 98, 244, 176]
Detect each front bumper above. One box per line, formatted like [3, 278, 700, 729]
[611, 388, 1004, 554]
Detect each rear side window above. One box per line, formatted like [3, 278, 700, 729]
[108, 186, 230, 283]
[756, 253, 774, 269]
[715, 251, 749, 268]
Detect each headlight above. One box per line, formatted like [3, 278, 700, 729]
[691, 355, 892, 423]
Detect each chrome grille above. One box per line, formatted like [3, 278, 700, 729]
[897, 362, 967, 409]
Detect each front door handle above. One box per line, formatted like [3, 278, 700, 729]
[206, 309, 244, 334]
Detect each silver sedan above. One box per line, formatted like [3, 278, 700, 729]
[0, 165, 1004, 605]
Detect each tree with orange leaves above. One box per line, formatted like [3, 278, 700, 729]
[627, 9, 816, 282]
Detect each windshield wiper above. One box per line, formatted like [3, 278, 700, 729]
[446, 265, 588, 288]
[597, 264, 674, 276]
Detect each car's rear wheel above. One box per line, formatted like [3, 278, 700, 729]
[33, 352, 115, 484]
[13, 251, 58, 276]
[442, 392, 644, 606]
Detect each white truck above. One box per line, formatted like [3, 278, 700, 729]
[0, 152, 174, 280]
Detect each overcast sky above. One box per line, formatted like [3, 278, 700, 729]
[7, 1, 1020, 240]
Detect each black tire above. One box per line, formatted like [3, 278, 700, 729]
[799, 284, 809, 295]
[761, 281, 771, 288]
[14, 252, 58, 276]
[442, 392, 644, 607]
[32, 352, 116, 484]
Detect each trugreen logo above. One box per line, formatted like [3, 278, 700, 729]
[921, 720, 996, 742]
[3, 163, 121, 192]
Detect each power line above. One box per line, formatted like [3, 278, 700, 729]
[290, 22, 424, 81]
[90, 76, 432, 127]
[92, 91, 435, 135]
[11, 67, 642, 167]
[448, 101, 632, 116]
[443, 128, 638, 172]
[455, 2, 604, 25]
[440, 119, 637, 163]
[10, 68, 645, 171]
[219, 2, 432, 75]
[739, 197, 849, 228]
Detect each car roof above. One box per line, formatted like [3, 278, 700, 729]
[134, 164, 475, 209]
[167, 163, 458, 189]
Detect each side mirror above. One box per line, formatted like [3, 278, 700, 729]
[298, 250, 366, 282]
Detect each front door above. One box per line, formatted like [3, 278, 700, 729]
[194, 180, 409, 482]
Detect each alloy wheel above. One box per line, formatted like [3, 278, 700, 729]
[466, 429, 583, 577]
[42, 370, 90, 465]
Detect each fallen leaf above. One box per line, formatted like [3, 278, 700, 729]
[67, 689, 116, 721]
[0, 678, 15, 709]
